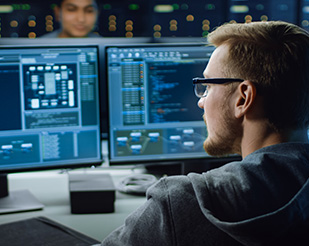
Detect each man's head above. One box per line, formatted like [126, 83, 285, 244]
[198, 21, 309, 156]
[54, 0, 98, 38]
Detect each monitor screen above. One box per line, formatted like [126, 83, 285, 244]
[0, 45, 102, 173]
[106, 43, 219, 165]
[0, 44, 102, 213]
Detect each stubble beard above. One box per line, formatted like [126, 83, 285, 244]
[202, 109, 241, 157]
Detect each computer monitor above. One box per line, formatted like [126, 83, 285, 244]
[0, 44, 102, 214]
[106, 43, 240, 170]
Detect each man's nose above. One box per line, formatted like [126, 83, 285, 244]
[197, 97, 204, 109]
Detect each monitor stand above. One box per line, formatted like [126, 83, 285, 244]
[0, 174, 44, 215]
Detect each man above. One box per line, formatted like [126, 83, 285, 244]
[102, 21, 309, 245]
[41, 0, 99, 38]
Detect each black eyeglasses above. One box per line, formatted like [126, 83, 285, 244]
[192, 77, 244, 98]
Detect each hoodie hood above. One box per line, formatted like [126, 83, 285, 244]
[188, 143, 309, 245]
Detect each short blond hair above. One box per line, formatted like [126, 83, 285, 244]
[208, 21, 309, 131]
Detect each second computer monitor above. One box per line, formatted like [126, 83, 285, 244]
[106, 43, 216, 165]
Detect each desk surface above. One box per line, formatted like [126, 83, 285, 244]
[0, 168, 147, 242]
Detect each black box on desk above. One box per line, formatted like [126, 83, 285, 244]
[69, 173, 115, 214]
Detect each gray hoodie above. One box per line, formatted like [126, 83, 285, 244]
[102, 143, 309, 245]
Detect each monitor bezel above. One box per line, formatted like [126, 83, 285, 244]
[0, 44, 103, 174]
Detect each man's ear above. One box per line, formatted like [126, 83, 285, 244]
[54, 6, 61, 22]
[234, 81, 257, 119]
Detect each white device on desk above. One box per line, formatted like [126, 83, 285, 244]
[117, 173, 158, 195]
